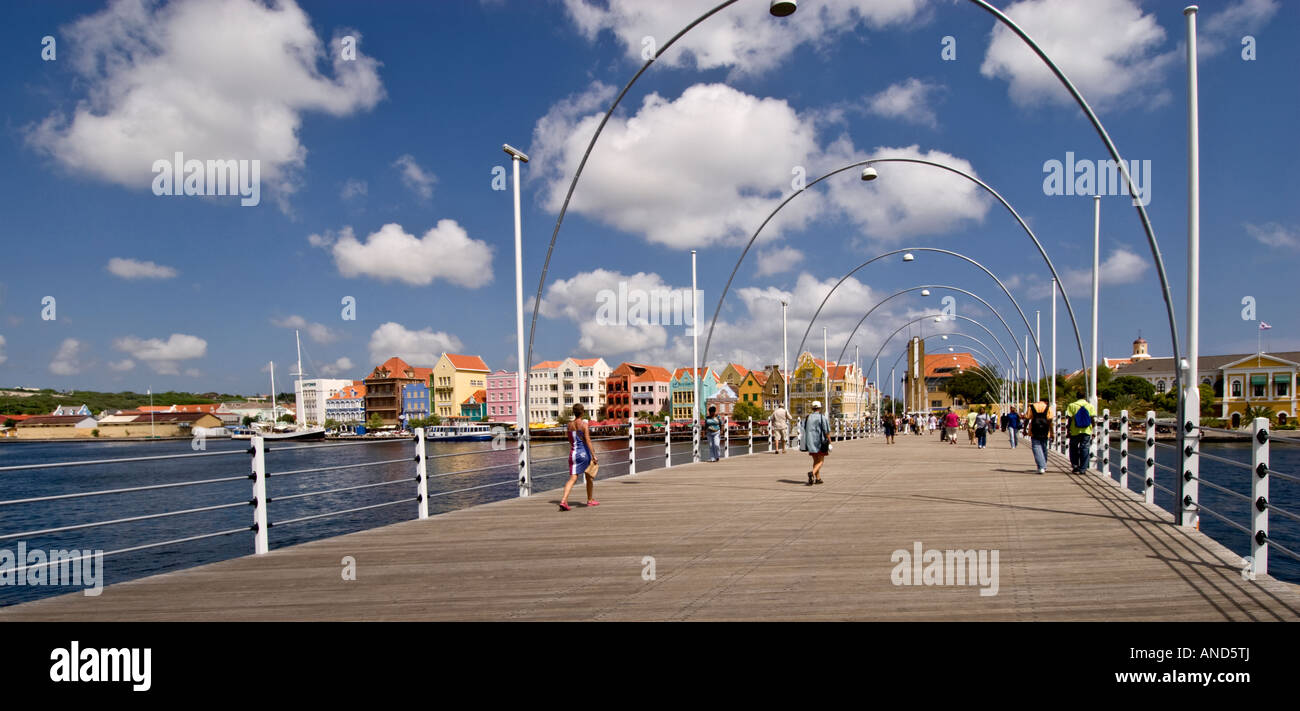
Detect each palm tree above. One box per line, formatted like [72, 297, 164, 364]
[1243, 405, 1275, 426]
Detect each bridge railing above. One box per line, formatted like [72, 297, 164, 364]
[1094, 413, 1300, 578]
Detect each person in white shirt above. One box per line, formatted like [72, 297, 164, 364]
[770, 404, 790, 454]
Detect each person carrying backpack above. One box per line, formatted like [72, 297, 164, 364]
[1025, 399, 1052, 474]
[1065, 397, 1095, 474]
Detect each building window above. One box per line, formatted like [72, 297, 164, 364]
[1231, 379, 1242, 398]
[1156, 381, 1166, 394]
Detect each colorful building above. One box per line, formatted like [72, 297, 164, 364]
[486, 370, 519, 424]
[919, 352, 980, 412]
[364, 357, 434, 427]
[325, 382, 366, 425]
[1114, 349, 1299, 427]
[460, 389, 488, 420]
[529, 357, 611, 424]
[295, 377, 355, 426]
[736, 369, 769, 411]
[401, 382, 432, 425]
[670, 367, 719, 421]
[432, 353, 491, 420]
[760, 365, 788, 411]
[718, 363, 750, 391]
[706, 383, 738, 418]
[606, 362, 673, 420]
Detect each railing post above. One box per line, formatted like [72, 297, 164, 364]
[748, 416, 753, 455]
[416, 428, 429, 519]
[767, 417, 773, 452]
[1118, 410, 1129, 491]
[723, 415, 730, 459]
[629, 414, 636, 476]
[518, 419, 531, 499]
[693, 421, 700, 464]
[664, 421, 671, 469]
[1099, 409, 1110, 478]
[1251, 417, 1269, 577]
[1143, 411, 1156, 504]
[250, 435, 269, 555]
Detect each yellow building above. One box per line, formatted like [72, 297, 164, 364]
[1114, 349, 1298, 428]
[718, 363, 750, 391]
[431, 353, 490, 419]
[737, 370, 769, 411]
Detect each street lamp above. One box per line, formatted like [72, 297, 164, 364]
[503, 143, 531, 497]
[769, 0, 797, 17]
[902, 253, 915, 262]
[860, 166, 879, 181]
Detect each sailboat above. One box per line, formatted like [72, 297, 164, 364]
[251, 334, 327, 441]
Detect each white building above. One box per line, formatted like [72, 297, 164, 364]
[295, 378, 355, 426]
[325, 382, 367, 425]
[528, 357, 610, 424]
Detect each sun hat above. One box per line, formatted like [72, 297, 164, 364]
[811, 401, 822, 409]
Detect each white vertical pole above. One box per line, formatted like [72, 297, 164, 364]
[664, 422, 671, 469]
[782, 300, 789, 450]
[1035, 310, 1041, 403]
[508, 149, 532, 498]
[1251, 417, 1269, 576]
[416, 428, 429, 518]
[692, 250, 700, 464]
[1100, 409, 1111, 478]
[748, 416, 753, 455]
[251, 435, 269, 555]
[629, 414, 636, 476]
[823, 326, 829, 416]
[1090, 196, 1100, 412]
[1118, 410, 1129, 491]
[1181, 5, 1202, 529]
[1050, 279, 1057, 428]
[1144, 411, 1156, 504]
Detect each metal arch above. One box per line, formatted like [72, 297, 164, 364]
[887, 345, 1004, 411]
[886, 335, 1010, 402]
[868, 313, 1020, 387]
[833, 283, 1022, 376]
[527, 0, 1181, 415]
[705, 157, 1084, 379]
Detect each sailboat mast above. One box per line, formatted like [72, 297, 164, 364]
[295, 329, 304, 427]
[270, 360, 276, 427]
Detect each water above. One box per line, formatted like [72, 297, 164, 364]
[3, 432, 1296, 607]
[0, 432, 730, 607]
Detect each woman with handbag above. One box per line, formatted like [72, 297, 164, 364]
[802, 400, 831, 486]
[558, 403, 598, 511]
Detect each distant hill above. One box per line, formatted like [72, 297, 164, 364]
[0, 389, 244, 416]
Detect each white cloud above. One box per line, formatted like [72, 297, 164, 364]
[530, 82, 822, 249]
[106, 257, 178, 280]
[368, 322, 462, 366]
[318, 356, 355, 377]
[108, 358, 135, 372]
[0, 335, 7, 366]
[393, 155, 435, 201]
[1245, 222, 1298, 248]
[1062, 248, 1149, 292]
[340, 179, 367, 200]
[538, 269, 677, 355]
[822, 140, 990, 241]
[755, 246, 804, 277]
[332, 221, 492, 288]
[26, 0, 383, 207]
[980, 0, 1178, 109]
[865, 78, 942, 128]
[270, 315, 341, 344]
[1199, 0, 1279, 57]
[113, 333, 207, 375]
[49, 338, 84, 376]
[562, 0, 933, 77]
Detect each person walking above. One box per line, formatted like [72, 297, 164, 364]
[559, 403, 598, 511]
[1005, 405, 1021, 449]
[974, 408, 989, 449]
[882, 411, 896, 444]
[929, 414, 938, 436]
[770, 403, 790, 454]
[1026, 397, 1053, 474]
[942, 407, 960, 445]
[705, 406, 722, 462]
[1066, 396, 1095, 474]
[802, 400, 831, 486]
[966, 409, 978, 445]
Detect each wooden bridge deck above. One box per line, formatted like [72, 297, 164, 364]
[4, 433, 1298, 621]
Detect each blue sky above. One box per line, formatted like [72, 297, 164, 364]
[0, 0, 1296, 395]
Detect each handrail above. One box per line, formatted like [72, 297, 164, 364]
[0, 447, 248, 473]
[0, 500, 250, 542]
[0, 473, 248, 507]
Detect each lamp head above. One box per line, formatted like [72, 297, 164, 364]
[920, 289, 931, 297]
[502, 144, 530, 163]
[860, 166, 878, 181]
[902, 253, 915, 262]
[770, 0, 798, 17]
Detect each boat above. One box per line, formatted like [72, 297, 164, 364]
[424, 422, 495, 442]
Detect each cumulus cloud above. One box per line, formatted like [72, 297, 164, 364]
[340, 179, 367, 200]
[562, 0, 933, 77]
[1062, 248, 1149, 293]
[26, 0, 384, 207]
[822, 140, 990, 241]
[530, 83, 822, 249]
[537, 269, 679, 355]
[270, 315, 341, 344]
[106, 257, 177, 280]
[1245, 222, 1298, 248]
[113, 333, 207, 375]
[1199, 0, 1279, 57]
[332, 221, 492, 288]
[980, 0, 1178, 109]
[108, 358, 136, 372]
[755, 246, 804, 277]
[318, 356, 355, 377]
[49, 338, 85, 376]
[865, 78, 942, 128]
[368, 322, 462, 366]
[392, 155, 435, 201]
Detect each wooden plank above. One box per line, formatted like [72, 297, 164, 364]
[3, 432, 1298, 621]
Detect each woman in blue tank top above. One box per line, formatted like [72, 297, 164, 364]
[559, 403, 598, 511]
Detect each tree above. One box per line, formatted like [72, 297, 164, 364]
[241, 415, 255, 427]
[1244, 405, 1276, 424]
[366, 413, 384, 430]
[556, 412, 572, 426]
[1198, 383, 1217, 418]
[277, 413, 295, 423]
[733, 400, 769, 422]
[944, 369, 999, 405]
[323, 418, 340, 430]
[1101, 375, 1156, 402]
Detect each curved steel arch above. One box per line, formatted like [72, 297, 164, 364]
[868, 313, 1021, 393]
[886, 334, 1010, 403]
[526, 0, 1181, 424]
[892, 332, 1012, 375]
[887, 349, 1003, 410]
[832, 282, 1027, 378]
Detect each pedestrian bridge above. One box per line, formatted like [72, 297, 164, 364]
[4, 431, 1297, 622]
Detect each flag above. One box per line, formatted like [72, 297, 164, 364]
[1260, 322, 1272, 330]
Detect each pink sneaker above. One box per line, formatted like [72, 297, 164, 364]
[586, 500, 600, 507]
[558, 502, 571, 511]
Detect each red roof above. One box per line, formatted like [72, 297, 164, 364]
[17, 415, 95, 426]
[727, 363, 750, 377]
[0, 414, 35, 422]
[672, 367, 716, 381]
[924, 353, 980, 377]
[368, 357, 433, 380]
[462, 389, 487, 405]
[171, 403, 220, 413]
[137, 405, 173, 412]
[445, 354, 489, 371]
[328, 383, 366, 400]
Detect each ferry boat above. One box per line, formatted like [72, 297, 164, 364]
[424, 422, 495, 442]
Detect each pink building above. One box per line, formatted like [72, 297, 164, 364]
[486, 369, 519, 424]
